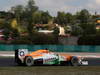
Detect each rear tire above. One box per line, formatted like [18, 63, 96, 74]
[24, 56, 34, 66]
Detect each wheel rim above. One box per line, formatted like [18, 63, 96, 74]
[71, 57, 79, 66]
[27, 59, 32, 63]
[25, 57, 33, 66]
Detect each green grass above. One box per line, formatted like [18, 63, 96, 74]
[0, 66, 100, 75]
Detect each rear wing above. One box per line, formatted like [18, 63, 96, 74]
[15, 49, 28, 64]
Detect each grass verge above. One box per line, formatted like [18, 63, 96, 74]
[0, 66, 100, 75]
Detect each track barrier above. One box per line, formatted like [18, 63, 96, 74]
[0, 45, 100, 52]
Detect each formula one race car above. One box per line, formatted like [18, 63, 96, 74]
[15, 49, 82, 66]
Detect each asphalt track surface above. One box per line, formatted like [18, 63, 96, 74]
[0, 51, 100, 67]
[0, 57, 100, 67]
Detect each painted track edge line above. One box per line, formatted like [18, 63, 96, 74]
[0, 54, 100, 58]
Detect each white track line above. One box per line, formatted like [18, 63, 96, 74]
[0, 54, 14, 57]
[0, 54, 100, 58]
[78, 55, 100, 58]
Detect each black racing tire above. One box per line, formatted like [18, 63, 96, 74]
[24, 56, 34, 66]
[71, 56, 79, 66]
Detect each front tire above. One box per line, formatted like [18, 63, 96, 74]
[71, 56, 79, 66]
[24, 56, 34, 66]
